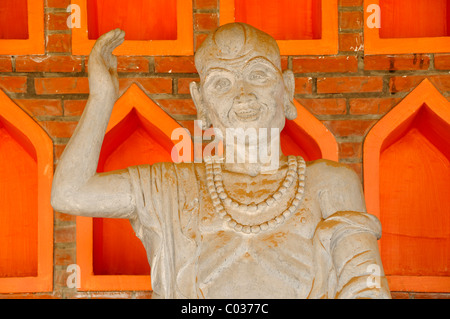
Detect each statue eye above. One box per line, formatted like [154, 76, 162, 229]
[213, 78, 232, 92]
[248, 70, 269, 83]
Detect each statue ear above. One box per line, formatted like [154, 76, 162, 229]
[282, 70, 297, 120]
[190, 81, 212, 130]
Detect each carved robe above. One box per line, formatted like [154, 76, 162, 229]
[127, 159, 391, 299]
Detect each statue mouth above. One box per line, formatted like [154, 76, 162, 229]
[233, 106, 261, 122]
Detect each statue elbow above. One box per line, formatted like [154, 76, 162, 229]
[50, 186, 78, 215]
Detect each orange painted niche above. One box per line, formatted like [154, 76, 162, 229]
[364, 79, 450, 292]
[364, 0, 450, 54]
[220, 0, 338, 55]
[282, 100, 338, 162]
[0, 0, 44, 55]
[76, 84, 192, 291]
[71, 0, 193, 56]
[0, 90, 53, 293]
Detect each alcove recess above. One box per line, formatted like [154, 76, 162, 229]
[219, 0, 338, 55]
[71, 0, 193, 55]
[281, 100, 338, 162]
[364, 79, 450, 292]
[364, 0, 450, 54]
[76, 84, 192, 291]
[0, 90, 53, 293]
[0, 0, 44, 55]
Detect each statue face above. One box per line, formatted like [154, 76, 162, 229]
[199, 56, 288, 134]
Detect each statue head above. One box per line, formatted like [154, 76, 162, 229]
[190, 23, 297, 135]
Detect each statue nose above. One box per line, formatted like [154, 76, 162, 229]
[235, 86, 255, 104]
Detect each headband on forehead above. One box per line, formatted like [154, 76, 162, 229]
[195, 23, 281, 75]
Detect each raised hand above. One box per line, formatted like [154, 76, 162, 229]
[87, 29, 125, 101]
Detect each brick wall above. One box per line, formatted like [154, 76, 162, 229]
[0, 0, 449, 299]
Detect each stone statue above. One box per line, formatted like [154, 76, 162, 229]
[51, 23, 391, 299]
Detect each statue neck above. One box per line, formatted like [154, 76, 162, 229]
[221, 141, 285, 176]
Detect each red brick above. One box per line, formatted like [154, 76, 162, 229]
[194, 13, 218, 32]
[176, 120, 196, 137]
[390, 292, 411, 299]
[349, 98, 400, 115]
[85, 57, 150, 73]
[155, 99, 197, 115]
[90, 292, 134, 299]
[317, 76, 383, 94]
[0, 56, 12, 72]
[292, 56, 358, 73]
[177, 78, 199, 94]
[339, 33, 363, 52]
[16, 56, 82, 73]
[339, 142, 362, 159]
[63, 291, 91, 299]
[195, 33, 208, 51]
[64, 100, 87, 116]
[390, 75, 450, 93]
[118, 78, 172, 95]
[364, 55, 430, 71]
[40, 121, 78, 138]
[46, 34, 71, 53]
[339, 11, 363, 30]
[35, 77, 89, 94]
[54, 267, 70, 288]
[323, 119, 376, 137]
[0, 76, 27, 93]
[135, 291, 154, 299]
[414, 293, 450, 299]
[155, 56, 197, 73]
[339, 0, 362, 6]
[280, 56, 288, 71]
[117, 57, 149, 73]
[294, 77, 313, 94]
[14, 99, 63, 117]
[55, 247, 75, 266]
[46, 12, 70, 31]
[55, 210, 75, 222]
[46, 0, 70, 8]
[435, 54, 450, 70]
[194, 0, 217, 10]
[54, 224, 76, 243]
[296, 98, 347, 115]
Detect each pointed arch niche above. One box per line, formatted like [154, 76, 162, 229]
[220, 0, 338, 55]
[71, 0, 193, 56]
[281, 100, 338, 161]
[364, 0, 450, 54]
[364, 79, 450, 292]
[0, 90, 53, 293]
[76, 84, 192, 291]
[0, 0, 45, 55]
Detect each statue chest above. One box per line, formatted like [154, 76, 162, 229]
[195, 198, 320, 298]
[196, 226, 315, 298]
[191, 162, 322, 298]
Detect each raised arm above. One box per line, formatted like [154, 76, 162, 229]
[51, 29, 135, 219]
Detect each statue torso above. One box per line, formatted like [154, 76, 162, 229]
[194, 162, 323, 298]
[129, 159, 374, 298]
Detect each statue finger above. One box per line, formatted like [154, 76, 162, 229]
[109, 30, 126, 52]
[102, 29, 125, 61]
[93, 28, 119, 54]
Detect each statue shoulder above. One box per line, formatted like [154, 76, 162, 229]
[304, 158, 366, 219]
[306, 158, 360, 185]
